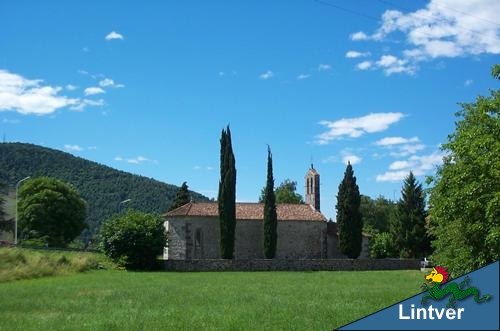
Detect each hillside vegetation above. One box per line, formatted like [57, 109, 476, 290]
[0, 142, 209, 241]
[0, 247, 114, 282]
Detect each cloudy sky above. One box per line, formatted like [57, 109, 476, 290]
[1, 0, 499, 220]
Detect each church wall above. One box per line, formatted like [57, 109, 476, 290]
[326, 233, 371, 259]
[276, 221, 326, 259]
[165, 217, 327, 260]
[164, 217, 220, 260]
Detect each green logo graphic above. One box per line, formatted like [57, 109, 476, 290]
[420, 266, 491, 309]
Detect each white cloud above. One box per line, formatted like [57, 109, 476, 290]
[350, 0, 500, 74]
[0, 69, 80, 115]
[318, 64, 332, 71]
[346, 51, 371, 58]
[259, 70, 274, 80]
[376, 170, 410, 182]
[66, 84, 77, 91]
[357, 61, 373, 70]
[98, 78, 125, 89]
[341, 153, 362, 165]
[64, 144, 83, 152]
[297, 74, 311, 80]
[464, 79, 474, 86]
[69, 98, 104, 111]
[350, 31, 369, 41]
[376, 55, 416, 76]
[115, 155, 158, 165]
[376, 150, 445, 182]
[99, 78, 114, 87]
[194, 165, 214, 171]
[375, 136, 425, 156]
[84, 87, 105, 96]
[316, 112, 404, 144]
[375, 136, 420, 146]
[389, 160, 412, 170]
[391, 143, 426, 157]
[105, 31, 124, 40]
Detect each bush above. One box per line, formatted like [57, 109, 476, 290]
[100, 210, 166, 270]
[370, 232, 398, 258]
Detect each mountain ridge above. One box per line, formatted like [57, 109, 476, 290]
[0, 142, 210, 240]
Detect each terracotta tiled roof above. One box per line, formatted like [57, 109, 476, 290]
[164, 202, 327, 222]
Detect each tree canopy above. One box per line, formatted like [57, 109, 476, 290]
[336, 162, 363, 259]
[168, 182, 190, 211]
[218, 126, 237, 259]
[0, 143, 209, 241]
[428, 65, 500, 277]
[0, 180, 11, 233]
[100, 209, 165, 270]
[259, 179, 304, 204]
[18, 176, 87, 247]
[263, 146, 278, 258]
[391, 171, 430, 259]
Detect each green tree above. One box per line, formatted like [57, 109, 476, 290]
[0, 180, 11, 232]
[370, 232, 398, 258]
[100, 209, 165, 270]
[360, 195, 396, 235]
[391, 171, 430, 258]
[259, 179, 304, 204]
[218, 125, 237, 259]
[168, 181, 190, 211]
[428, 66, 500, 277]
[336, 162, 363, 259]
[18, 177, 86, 247]
[263, 146, 278, 258]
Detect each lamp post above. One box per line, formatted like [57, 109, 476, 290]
[15, 176, 31, 245]
[119, 198, 131, 213]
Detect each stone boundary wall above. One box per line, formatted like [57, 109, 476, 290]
[163, 258, 420, 272]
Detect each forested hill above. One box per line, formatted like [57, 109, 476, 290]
[0, 142, 210, 238]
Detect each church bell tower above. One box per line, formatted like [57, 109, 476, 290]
[305, 164, 320, 211]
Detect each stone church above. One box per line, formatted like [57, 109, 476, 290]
[163, 165, 370, 260]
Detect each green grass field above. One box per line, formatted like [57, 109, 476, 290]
[0, 268, 425, 330]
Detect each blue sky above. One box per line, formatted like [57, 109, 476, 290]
[1, 0, 499, 220]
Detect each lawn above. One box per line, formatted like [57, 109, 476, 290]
[0, 268, 425, 330]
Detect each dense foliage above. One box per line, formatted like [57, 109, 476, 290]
[18, 177, 87, 247]
[391, 172, 430, 259]
[336, 162, 363, 259]
[0, 143, 209, 241]
[0, 247, 113, 282]
[428, 67, 500, 277]
[259, 179, 304, 204]
[168, 182, 191, 211]
[370, 232, 398, 259]
[0, 180, 10, 232]
[359, 195, 396, 234]
[263, 146, 277, 258]
[218, 126, 237, 259]
[100, 209, 166, 270]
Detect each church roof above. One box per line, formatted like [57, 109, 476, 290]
[164, 202, 327, 222]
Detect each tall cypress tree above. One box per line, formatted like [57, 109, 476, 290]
[168, 182, 190, 211]
[218, 126, 237, 259]
[336, 162, 363, 259]
[391, 171, 429, 258]
[263, 146, 277, 258]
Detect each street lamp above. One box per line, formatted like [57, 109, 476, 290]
[119, 198, 131, 213]
[15, 176, 31, 245]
